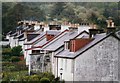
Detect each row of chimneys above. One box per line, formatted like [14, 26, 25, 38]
[18, 20, 92, 28]
[65, 18, 116, 52]
[89, 18, 116, 38]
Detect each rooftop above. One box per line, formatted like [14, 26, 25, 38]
[55, 32, 120, 59]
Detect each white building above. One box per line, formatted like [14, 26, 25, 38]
[54, 30, 120, 81]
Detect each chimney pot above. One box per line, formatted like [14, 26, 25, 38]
[111, 22, 115, 27]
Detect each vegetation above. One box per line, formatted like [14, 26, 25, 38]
[2, 2, 120, 34]
[11, 45, 23, 56]
[2, 71, 59, 82]
[2, 46, 60, 82]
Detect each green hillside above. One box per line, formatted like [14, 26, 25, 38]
[2, 2, 120, 34]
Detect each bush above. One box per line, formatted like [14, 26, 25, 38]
[10, 56, 20, 62]
[30, 75, 41, 81]
[11, 45, 22, 56]
[40, 77, 50, 83]
[2, 48, 12, 56]
[39, 72, 55, 81]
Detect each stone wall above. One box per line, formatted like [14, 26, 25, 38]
[30, 54, 43, 72]
[74, 36, 119, 81]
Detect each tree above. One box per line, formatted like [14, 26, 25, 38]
[50, 2, 66, 20]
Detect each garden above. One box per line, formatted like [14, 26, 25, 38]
[1, 45, 63, 83]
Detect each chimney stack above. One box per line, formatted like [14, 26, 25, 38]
[106, 17, 116, 34]
[89, 24, 104, 38]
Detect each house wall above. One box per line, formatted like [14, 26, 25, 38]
[44, 26, 49, 32]
[25, 45, 32, 65]
[61, 25, 69, 32]
[26, 50, 32, 65]
[14, 38, 18, 46]
[18, 40, 24, 49]
[10, 36, 15, 48]
[74, 36, 119, 81]
[30, 54, 43, 72]
[56, 58, 74, 81]
[78, 25, 90, 33]
[76, 33, 88, 38]
[0, 41, 9, 46]
[6, 35, 9, 39]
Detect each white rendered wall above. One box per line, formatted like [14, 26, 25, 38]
[61, 25, 69, 32]
[56, 58, 74, 81]
[78, 25, 91, 33]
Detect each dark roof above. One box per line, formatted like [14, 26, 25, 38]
[27, 34, 39, 41]
[10, 32, 17, 37]
[116, 30, 120, 38]
[14, 34, 24, 39]
[55, 32, 120, 59]
[24, 32, 46, 45]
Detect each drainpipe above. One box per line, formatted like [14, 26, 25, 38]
[42, 50, 46, 72]
[73, 59, 75, 83]
[28, 55, 31, 75]
[57, 57, 58, 77]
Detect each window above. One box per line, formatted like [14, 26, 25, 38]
[65, 41, 70, 50]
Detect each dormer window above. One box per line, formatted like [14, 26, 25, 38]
[64, 41, 70, 50]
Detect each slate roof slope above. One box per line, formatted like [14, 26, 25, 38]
[32, 30, 61, 46]
[33, 36, 47, 47]
[24, 32, 46, 44]
[55, 32, 120, 59]
[14, 33, 24, 39]
[10, 32, 17, 37]
[116, 30, 120, 38]
[26, 30, 65, 50]
[42, 31, 88, 51]
[27, 34, 40, 41]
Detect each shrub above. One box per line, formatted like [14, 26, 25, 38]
[40, 77, 50, 83]
[30, 75, 40, 81]
[2, 48, 12, 56]
[11, 45, 22, 56]
[10, 56, 20, 62]
[39, 72, 55, 81]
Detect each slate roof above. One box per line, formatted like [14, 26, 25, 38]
[14, 33, 24, 39]
[27, 34, 40, 41]
[10, 32, 17, 37]
[25, 30, 64, 50]
[116, 30, 120, 38]
[42, 30, 89, 51]
[55, 32, 120, 59]
[18, 37, 26, 41]
[32, 30, 61, 47]
[33, 36, 47, 47]
[24, 32, 46, 45]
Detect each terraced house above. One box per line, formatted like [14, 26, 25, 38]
[7, 19, 120, 81]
